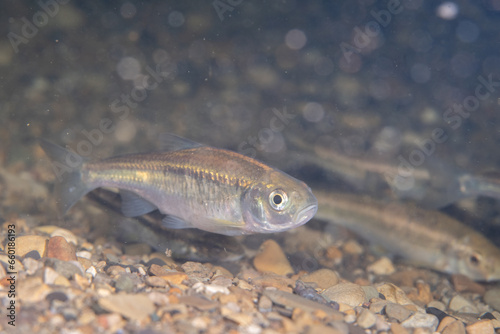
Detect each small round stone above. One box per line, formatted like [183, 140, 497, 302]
[253, 239, 293, 276]
[321, 282, 367, 307]
[299, 268, 339, 289]
[484, 288, 500, 312]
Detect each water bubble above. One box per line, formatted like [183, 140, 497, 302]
[120, 2, 137, 19]
[168, 11, 185, 28]
[117, 57, 141, 80]
[436, 1, 459, 20]
[285, 29, 307, 50]
[303, 102, 324, 122]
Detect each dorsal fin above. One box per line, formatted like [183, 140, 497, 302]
[158, 133, 205, 151]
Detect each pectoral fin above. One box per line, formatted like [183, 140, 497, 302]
[120, 190, 158, 217]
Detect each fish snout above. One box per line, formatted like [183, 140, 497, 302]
[294, 203, 318, 227]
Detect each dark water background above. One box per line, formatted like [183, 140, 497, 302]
[2, 0, 500, 242]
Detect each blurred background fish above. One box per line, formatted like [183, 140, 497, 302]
[314, 190, 500, 281]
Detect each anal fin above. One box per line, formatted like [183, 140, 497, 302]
[162, 215, 193, 229]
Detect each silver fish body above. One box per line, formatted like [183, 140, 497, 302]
[40, 135, 317, 236]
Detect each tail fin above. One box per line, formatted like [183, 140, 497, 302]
[38, 139, 93, 215]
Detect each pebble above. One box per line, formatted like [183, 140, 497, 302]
[44, 267, 61, 284]
[356, 308, 376, 329]
[437, 316, 457, 332]
[46, 258, 84, 279]
[159, 272, 189, 285]
[465, 319, 495, 334]
[114, 274, 135, 292]
[448, 295, 478, 313]
[369, 300, 389, 313]
[146, 276, 168, 288]
[426, 300, 446, 312]
[390, 323, 409, 334]
[22, 257, 42, 275]
[367, 256, 395, 275]
[14, 235, 48, 257]
[451, 274, 486, 295]
[181, 261, 213, 282]
[253, 240, 294, 276]
[375, 283, 415, 306]
[17, 277, 51, 303]
[361, 285, 379, 301]
[0, 262, 6, 279]
[46, 236, 77, 262]
[342, 240, 364, 255]
[35, 226, 78, 245]
[98, 294, 156, 322]
[484, 288, 500, 312]
[385, 302, 413, 322]
[439, 317, 466, 334]
[401, 312, 438, 331]
[321, 282, 367, 307]
[258, 295, 273, 313]
[299, 268, 339, 289]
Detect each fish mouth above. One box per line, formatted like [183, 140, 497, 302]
[294, 204, 318, 226]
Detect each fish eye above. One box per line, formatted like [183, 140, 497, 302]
[468, 253, 481, 266]
[269, 189, 288, 211]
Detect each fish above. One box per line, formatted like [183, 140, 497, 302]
[313, 190, 500, 281]
[286, 134, 500, 209]
[39, 134, 318, 236]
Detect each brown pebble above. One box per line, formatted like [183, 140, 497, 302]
[376, 283, 414, 306]
[385, 302, 413, 322]
[442, 319, 466, 334]
[258, 295, 273, 312]
[342, 239, 363, 255]
[106, 265, 127, 276]
[390, 322, 409, 334]
[46, 236, 77, 262]
[146, 276, 168, 288]
[321, 282, 367, 307]
[159, 272, 189, 285]
[465, 319, 495, 334]
[437, 316, 457, 332]
[357, 308, 377, 329]
[299, 268, 339, 289]
[253, 239, 293, 276]
[415, 281, 433, 305]
[307, 324, 344, 334]
[252, 273, 295, 292]
[15, 235, 48, 257]
[325, 245, 343, 263]
[367, 256, 395, 275]
[98, 294, 155, 322]
[148, 263, 169, 276]
[452, 274, 486, 295]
